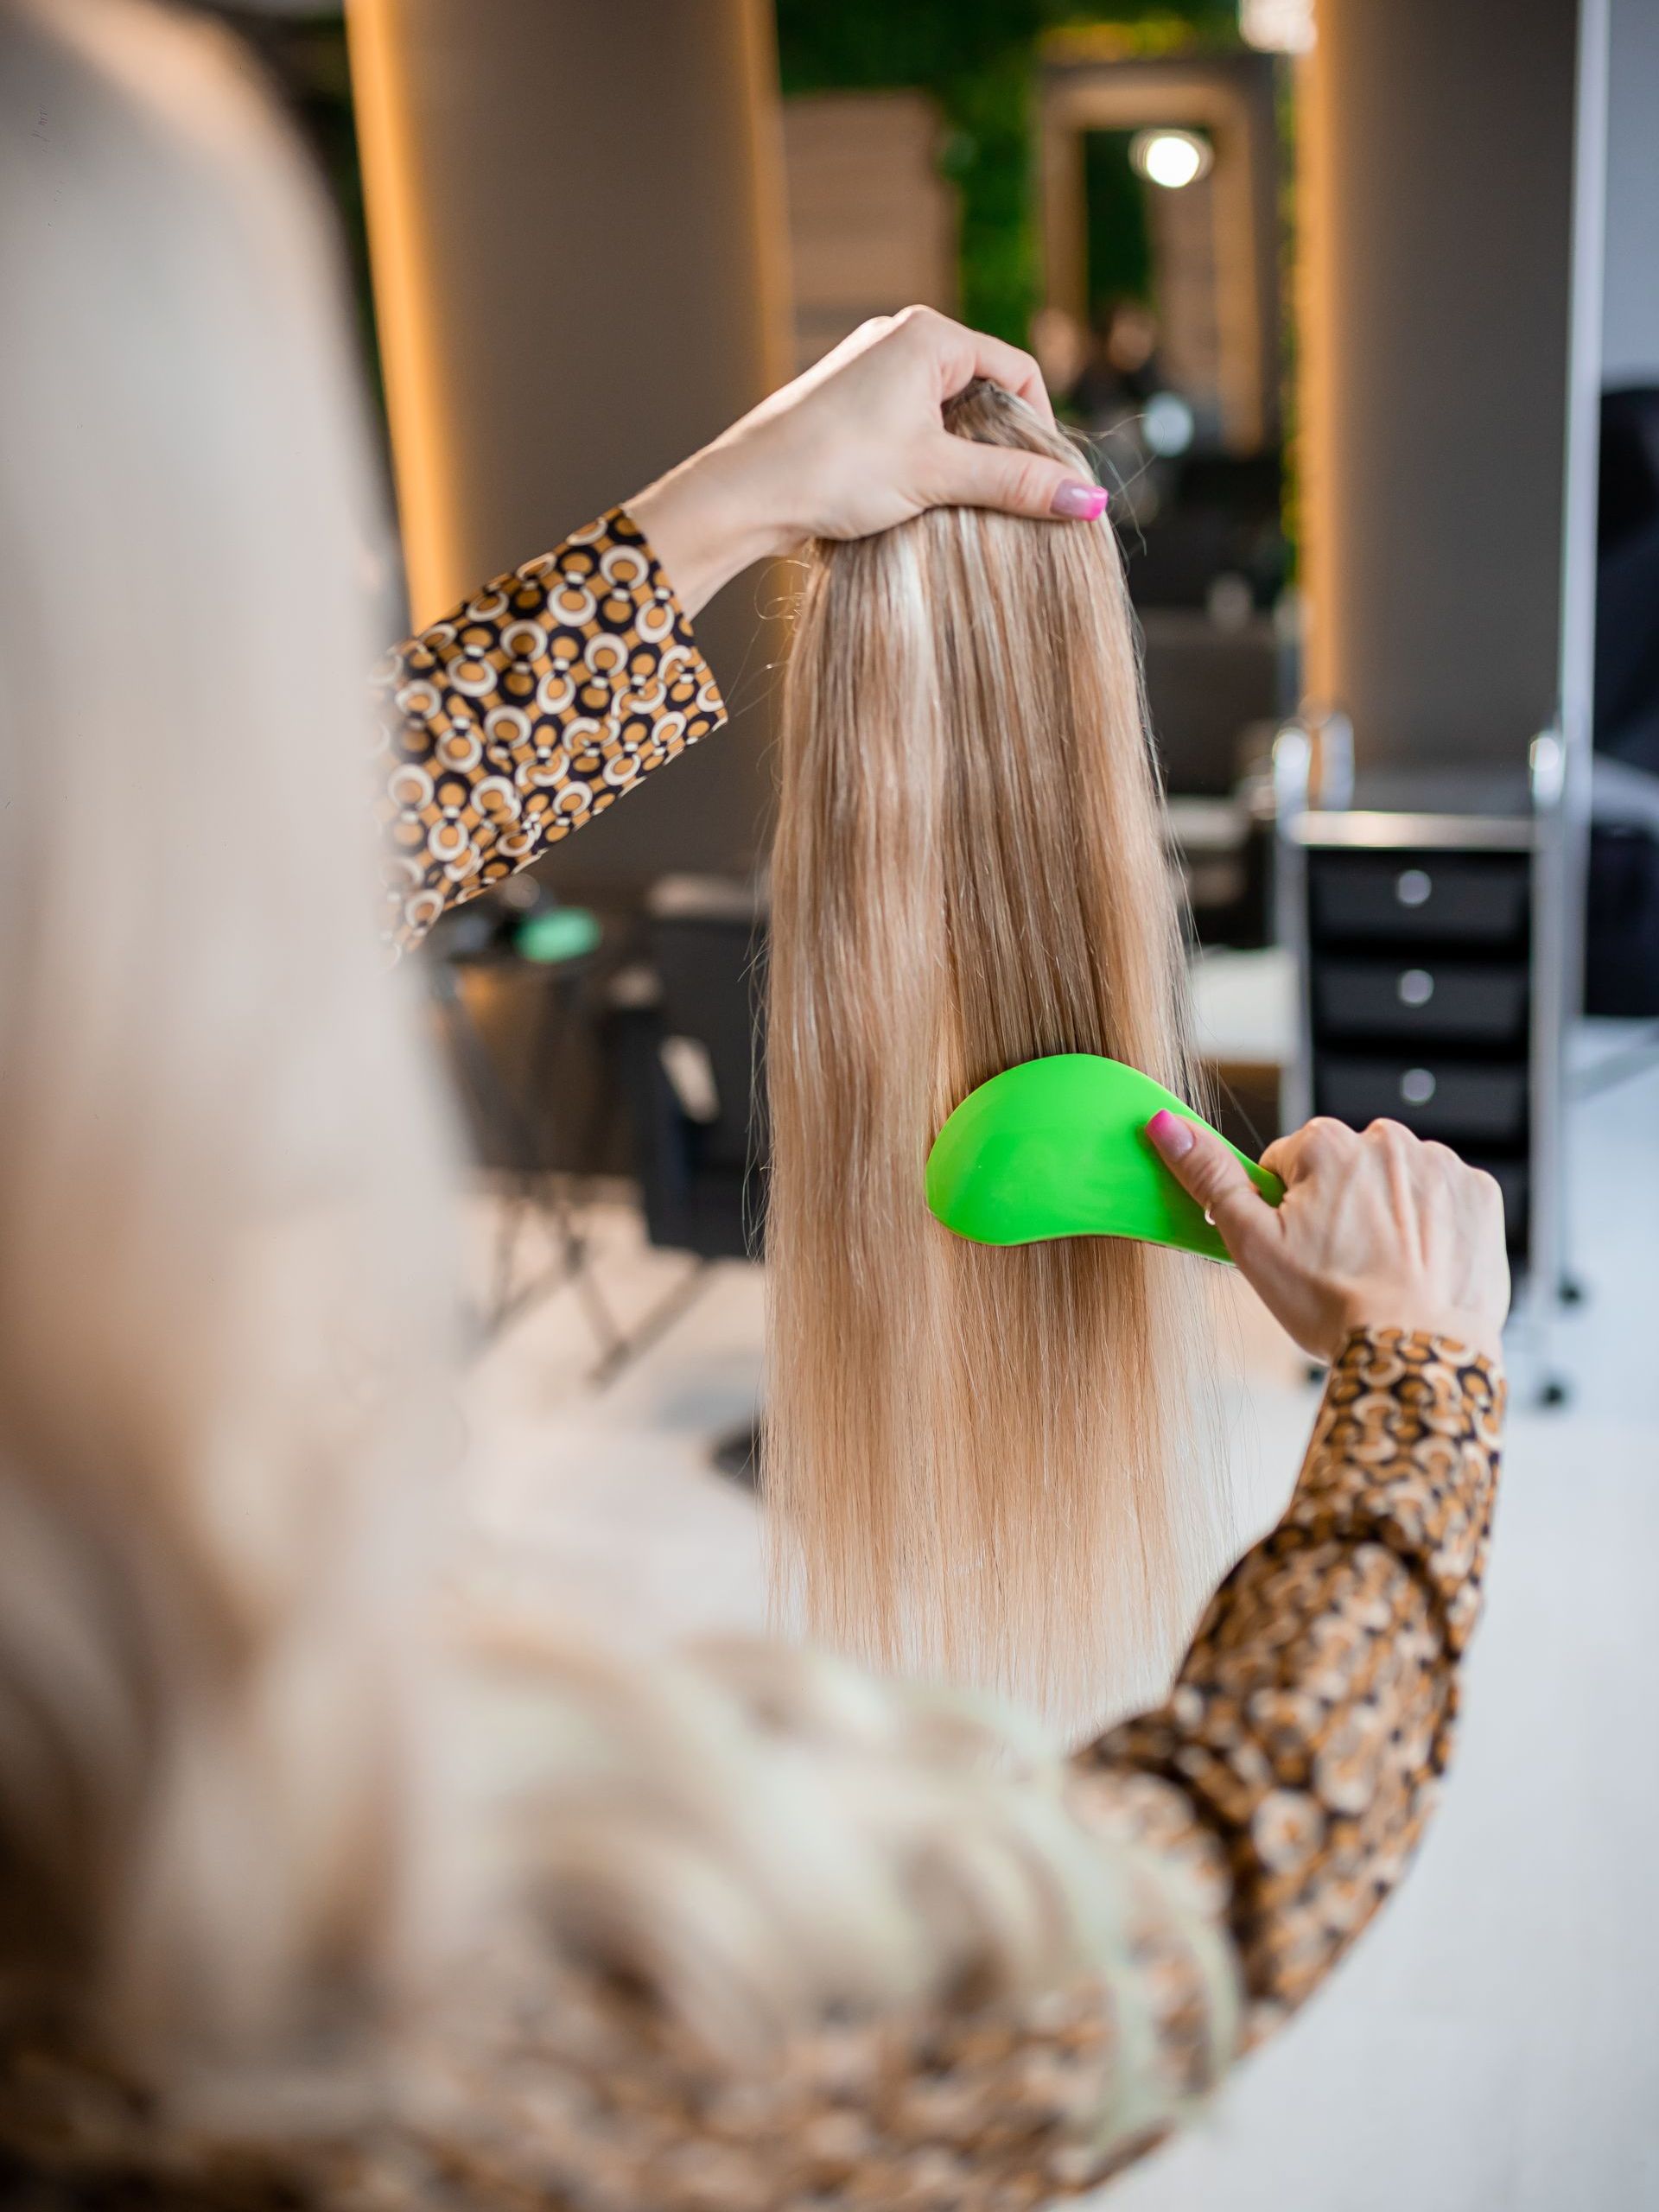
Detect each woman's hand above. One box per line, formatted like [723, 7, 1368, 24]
[627, 307, 1107, 617]
[1147, 1111, 1510, 1364]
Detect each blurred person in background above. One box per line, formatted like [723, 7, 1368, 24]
[1040, 298, 1170, 526]
[0, 1, 1509, 2203]
[1077, 298, 1166, 427]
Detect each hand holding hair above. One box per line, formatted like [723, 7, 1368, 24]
[1147, 1109, 1510, 1363]
[627, 305, 1107, 616]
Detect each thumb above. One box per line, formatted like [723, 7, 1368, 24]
[1147, 1109, 1276, 1267]
[924, 433, 1109, 523]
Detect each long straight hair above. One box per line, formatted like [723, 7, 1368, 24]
[766, 383, 1231, 1726]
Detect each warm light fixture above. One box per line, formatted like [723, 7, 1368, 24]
[1129, 129, 1212, 190]
[1239, 0, 1316, 54]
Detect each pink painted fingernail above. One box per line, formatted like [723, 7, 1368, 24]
[1051, 478, 1108, 520]
[1147, 1109, 1195, 1160]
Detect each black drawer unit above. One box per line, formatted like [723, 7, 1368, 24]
[1276, 766, 1567, 1302]
[1307, 851, 1531, 950]
[1310, 957, 1529, 1048]
[1467, 1156, 1529, 1254]
[1314, 1055, 1529, 1145]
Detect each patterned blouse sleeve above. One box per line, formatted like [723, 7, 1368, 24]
[1072, 1325, 1504, 2046]
[372, 507, 726, 954]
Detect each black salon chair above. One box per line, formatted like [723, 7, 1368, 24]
[613, 874, 767, 1262]
[610, 877, 768, 1478]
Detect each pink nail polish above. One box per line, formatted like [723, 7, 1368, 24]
[1051, 479, 1108, 520]
[1147, 1109, 1195, 1159]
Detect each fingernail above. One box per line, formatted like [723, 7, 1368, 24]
[1051, 478, 1108, 520]
[1147, 1109, 1195, 1160]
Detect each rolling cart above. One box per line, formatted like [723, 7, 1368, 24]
[1274, 722, 1574, 1405]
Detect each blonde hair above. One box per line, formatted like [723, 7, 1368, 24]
[766, 385, 1232, 1727]
[0, 0, 1234, 2174]
[0, 0, 460, 2063]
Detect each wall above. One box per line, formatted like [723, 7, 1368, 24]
[349, 0, 791, 892]
[782, 92, 957, 373]
[1298, 0, 1582, 769]
[1602, 0, 1659, 386]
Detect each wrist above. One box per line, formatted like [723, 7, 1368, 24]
[1334, 1305, 1504, 1367]
[626, 439, 792, 620]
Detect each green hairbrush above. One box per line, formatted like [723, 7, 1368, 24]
[925, 1052, 1283, 1263]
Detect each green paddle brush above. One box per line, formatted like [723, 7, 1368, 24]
[925, 1052, 1283, 1263]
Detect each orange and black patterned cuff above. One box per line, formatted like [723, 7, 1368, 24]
[372, 507, 726, 952]
[1082, 1326, 1503, 2031]
[1299, 1328, 1504, 1649]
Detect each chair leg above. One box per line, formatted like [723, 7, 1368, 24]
[586, 1256, 713, 1389]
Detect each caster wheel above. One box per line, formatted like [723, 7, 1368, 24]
[1539, 1378, 1571, 1410]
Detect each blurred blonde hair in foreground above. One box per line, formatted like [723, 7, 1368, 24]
[0, 0, 458, 2065]
[0, 0, 1233, 2171]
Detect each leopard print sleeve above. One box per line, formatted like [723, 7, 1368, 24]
[1074, 1325, 1504, 2043]
[372, 508, 726, 953]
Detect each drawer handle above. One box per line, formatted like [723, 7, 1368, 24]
[1395, 868, 1433, 907]
[1397, 968, 1435, 1007]
[1401, 1067, 1437, 1104]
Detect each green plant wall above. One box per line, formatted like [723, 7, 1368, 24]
[775, 2, 1239, 342]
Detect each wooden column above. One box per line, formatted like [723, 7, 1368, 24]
[349, 0, 791, 886]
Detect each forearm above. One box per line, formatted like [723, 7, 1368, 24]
[372, 510, 725, 955]
[1076, 1326, 1503, 2040]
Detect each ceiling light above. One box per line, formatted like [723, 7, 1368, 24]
[1129, 130, 1212, 190]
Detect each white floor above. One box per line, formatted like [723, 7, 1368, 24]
[456, 1025, 1659, 2211]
